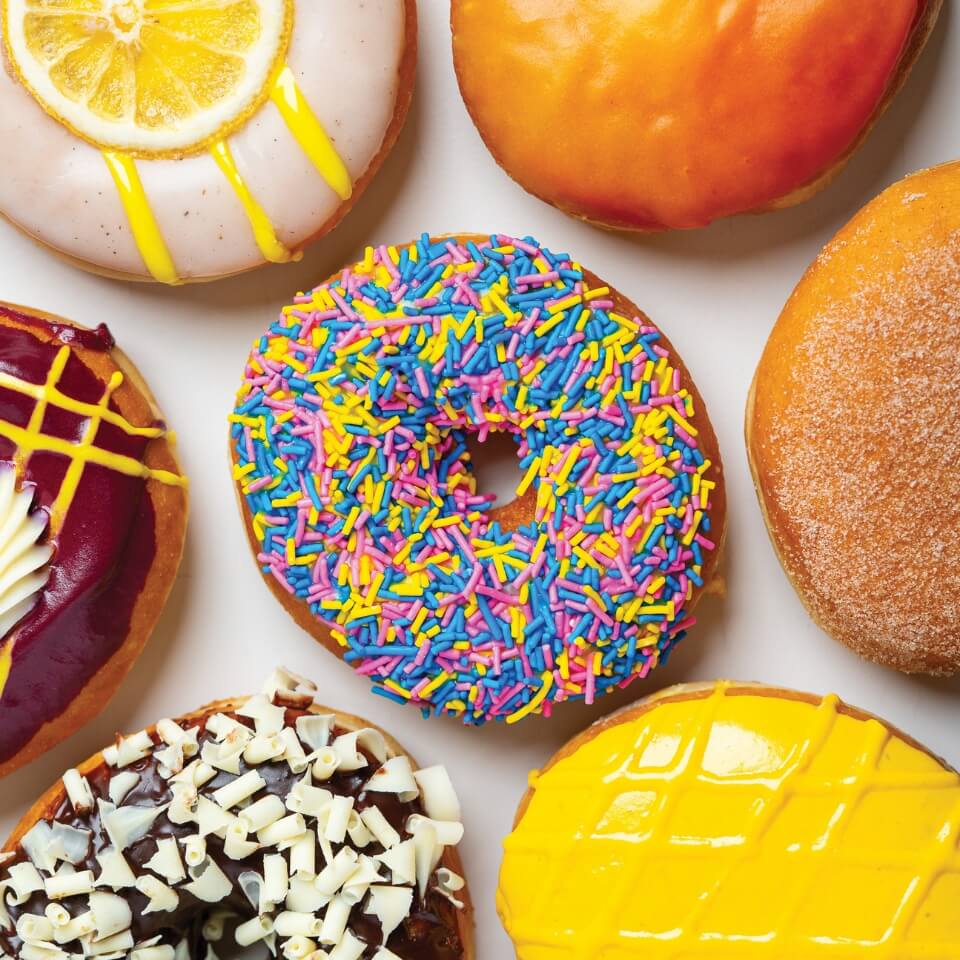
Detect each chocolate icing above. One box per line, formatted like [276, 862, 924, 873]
[0, 708, 466, 960]
[0, 308, 160, 762]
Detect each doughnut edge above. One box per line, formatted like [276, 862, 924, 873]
[0, 303, 189, 778]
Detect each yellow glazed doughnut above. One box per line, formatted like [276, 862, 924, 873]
[498, 681, 960, 957]
[0, 0, 416, 283]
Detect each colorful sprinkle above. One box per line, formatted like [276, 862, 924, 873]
[230, 234, 718, 724]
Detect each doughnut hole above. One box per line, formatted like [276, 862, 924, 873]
[463, 428, 540, 537]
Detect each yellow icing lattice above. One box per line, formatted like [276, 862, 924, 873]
[498, 682, 960, 958]
[0, 341, 186, 694]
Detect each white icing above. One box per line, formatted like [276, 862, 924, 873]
[0, 0, 408, 281]
[0, 469, 51, 641]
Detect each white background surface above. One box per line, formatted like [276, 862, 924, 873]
[3, 3, 960, 958]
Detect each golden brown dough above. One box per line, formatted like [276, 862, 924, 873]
[747, 161, 960, 675]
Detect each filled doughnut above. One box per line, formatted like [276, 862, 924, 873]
[0, 668, 473, 960]
[498, 680, 960, 957]
[0, 304, 187, 777]
[0, 0, 416, 283]
[747, 161, 960, 675]
[230, 233, 725, 724]
[451, 0, 942, 231]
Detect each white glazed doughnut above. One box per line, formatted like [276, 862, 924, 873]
[0, 0, 415, 284]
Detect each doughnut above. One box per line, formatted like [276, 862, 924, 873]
[229, 233, 725, 724]
[0, 668, 473, 960]
[451, 0, 942, 231]
[0, 0, 416, 283]
[0, 303, 187, 777]
[747, 161, 960, 676]
[498, 680, 960, 957]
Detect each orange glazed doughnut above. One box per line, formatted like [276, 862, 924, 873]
[747, 161, 960, 675]
[451, 0, 942, 231]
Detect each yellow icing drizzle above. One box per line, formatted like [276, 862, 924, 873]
[96, 66, 352, 280]
[0, 372, 164, 441]
[498, 682, 960, 957]
[102, 150, 180, 285]
[0, 418, 184, 492]
[1, 346, 186, 517]
[0, 642, 11, 700]
[210, 139, 297, 264]
[50, 371, 121, 526]
[0, 344, 186, 699]
[271, 65, 353, 201]
[12, 342, 69, 476]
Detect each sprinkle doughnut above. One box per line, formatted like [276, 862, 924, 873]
[451, 0, 941, 231]
[498, 681, 960, 957]
[0, 668, 473, 960]
[0, 304, 187, 777]
[230, 234, 725, 725]
[748, 161, 960, 675]
[0, 0, 416, 283]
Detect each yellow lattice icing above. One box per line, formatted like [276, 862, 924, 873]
[498, 682, 960, 958]
[0, 342, 186, 696]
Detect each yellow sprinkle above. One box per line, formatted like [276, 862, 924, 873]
[420, 672, 451, 699]
[342, 506, 361, 537]
[534, 309, 566, 338]
[384, 680, 411, 699]
[663, 405, 699, 437]
[516, 458, 540, 498]
[584, 286, 611, 301]
[506, 672, 555, 725]
[683, 510, 703, 546]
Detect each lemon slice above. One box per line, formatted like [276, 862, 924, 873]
[2, 0, 291, 155]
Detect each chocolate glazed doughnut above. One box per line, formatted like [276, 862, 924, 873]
[0, 304, 187, 776]
[0, 669, 473, 960]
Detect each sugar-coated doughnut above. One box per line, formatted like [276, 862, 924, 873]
[0, 668, 473, 960]
[498, 680, 960, 957]
[451, 0, 942, 231]
[0, 304, 187, 777]
[230, 234, 725, 724]
[0, 0, 416, 283]
[748, 161, 960, 676]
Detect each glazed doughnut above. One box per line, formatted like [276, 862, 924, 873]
[0, 668, 473, 960]
[451, 0, 942, 231]
[498, 680, 960, 957]
[230, 233, 725, 724]
[0, 304, 187, 777]
[0, 0, 416, 283]
[747, 161, 960, 675]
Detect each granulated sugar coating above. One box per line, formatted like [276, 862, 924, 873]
[748, 162, 960, 675]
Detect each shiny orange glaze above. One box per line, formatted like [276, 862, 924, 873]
[452, 0, 926, 230]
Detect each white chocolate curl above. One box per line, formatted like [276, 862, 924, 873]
[62, 770, 94, 815]
[0, 671, 467, 960]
